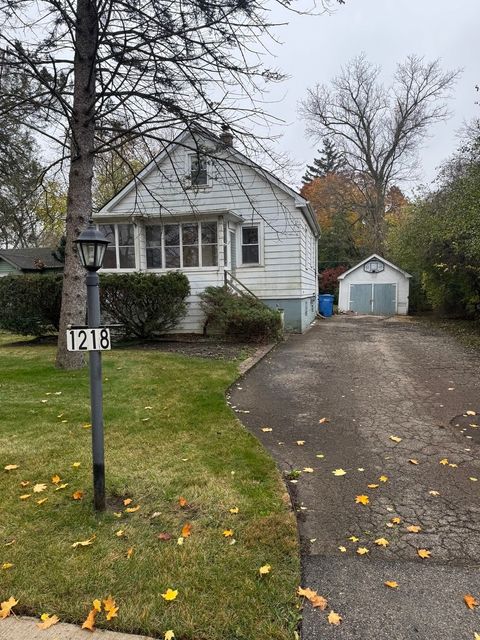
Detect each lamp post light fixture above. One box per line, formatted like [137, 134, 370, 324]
[75, 220, 109, 511]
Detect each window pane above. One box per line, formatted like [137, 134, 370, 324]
[103, 246, 117, 269]
[202, 222, 217, 244]
[118, 224, 134, 246]
[165, 224, 180, 246]
[146, 225, 162, 246]
[119, 247, 135, 268]
[182, 223, 198, 245]
[183, 246, 199, 267]
[146, 248, 162, 269]
[190, 155, 208, 186]
[165, 246, 180, 268]
[242, 227, 258, 245]
[242, 245, 259, 264]
[202, 244, 217, 267]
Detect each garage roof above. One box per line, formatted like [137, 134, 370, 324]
[337, 254, 412, 280]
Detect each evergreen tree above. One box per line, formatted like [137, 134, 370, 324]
[302, 138, 345, 184]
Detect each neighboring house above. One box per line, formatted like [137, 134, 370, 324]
[0, 247, 64, 277]
[94, 127, 320, 333]
[337, 254, 411, 316]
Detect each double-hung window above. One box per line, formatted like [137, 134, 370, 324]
[145, 221, 218, 269]
[241, 226, 260, 265]
[189, 153, 208, 187]
[98, 223, 135, 269]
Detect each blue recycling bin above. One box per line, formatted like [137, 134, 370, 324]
[318, 294, 334, 317]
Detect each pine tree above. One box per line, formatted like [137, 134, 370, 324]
[302, 138, 345, 184]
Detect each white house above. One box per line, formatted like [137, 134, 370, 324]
[94, 127, 320, 333]
[337, 254, 411, 316]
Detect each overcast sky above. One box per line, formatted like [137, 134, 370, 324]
[263, 0, 478, 191]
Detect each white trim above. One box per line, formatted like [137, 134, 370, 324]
[239, 223, 263, 267]
[338, 254, 412, 280]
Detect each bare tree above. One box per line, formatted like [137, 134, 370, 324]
[0, 0, 343, 369]
[300, 54, 460, 252]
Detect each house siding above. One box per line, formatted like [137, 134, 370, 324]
[0, 259, 19, 276]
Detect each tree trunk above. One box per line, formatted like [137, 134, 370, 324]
[56, 0, 98, 369]
[370, 185, 386, 254]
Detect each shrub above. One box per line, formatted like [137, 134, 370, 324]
[100, 271, 190, 338]
[0, 273, 63, 336]
[319, 265, 348, 301]
[200, 286, 283, 343]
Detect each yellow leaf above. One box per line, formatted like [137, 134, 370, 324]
[375, 537, 389, 547]
[161, 589, 178, 602]
[384, 581, 399, 589]
[71, 535, 96, 548]
[4, 465, 19, 471]
[406, 525, 421, 533]
[51, 475, 61, 485]
[115, 530, 125, 538]
[125, 505, 140, 513]
[408, 459, 419, 465]
[72, 490, 84, 500]
[417, 549, 431, 559]
[72, 462, 81, 468]
[316, 454, 324, 458]
[348, 536, 359, 542]
[103, 596, 118, 621]
[181, 522, 192, 538]
[127, 547, 134, 559]
[448, 463, 458, 468]
[113, 512, 122, 518]
[93, 599, 102, 612]
[356, 547, 369, 555]
[367, 484, 379, 489]
[296, 440, 305, 445]
[1, 563, 13, 570]
[355, 495, 369, 505]
[318, 417, 329, 424]
[439, 458, 449, 465]
[259, 564, 271, 575]
[338, 546, 347, 553]
[474, 634, 480, 640]
[391, 517, 401, 524]
[332, 468, 347, 476]
[82, 609, 97, 631]
[0, 597, 18, 619]
[123, 498, 132, 506]
[33, 483, 47, 493]
[178, 496, 188, 507]
[36, 498, 48, 505]
[327, 610, 342, 625]
[37, 614, 59, 629]
[20, 481, 30, 487]
[223, 529, 234, 537]
[55, 483, 68, 490]
[389, 436, 402, 443]
[464, 594, 479, 610]
[164, 631, 175, 640]
[429, 490, 440, 496]
[229, 507, 239, 514]
[303, 467, 314, 473]
[19, 494, 31, 500]
[297, 586, 317, 599]
[311, 594, 328, 609]
[466, 410, 476, 416]
[261, 427, 272, 432]
[379, 475, 388, 483]
[470, 477, 479, 482]
[82, 423, 92, 429]
[177, 537, 184, 545]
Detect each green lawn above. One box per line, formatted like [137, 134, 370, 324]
[0, 335, 299, 639]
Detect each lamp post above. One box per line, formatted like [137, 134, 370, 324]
[75, 221, 109, 511]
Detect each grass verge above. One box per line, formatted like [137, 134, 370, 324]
[0, 334, 299, 639]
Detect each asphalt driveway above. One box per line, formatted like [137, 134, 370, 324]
[230, 316, 480, 640]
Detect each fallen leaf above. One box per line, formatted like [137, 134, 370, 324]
[429, 490, 440, 496]
[164, 632, 175, 640]
[4, 540, 15, 547]
[55, 483, 68, 490]
[379, 475, 388, 483]
[123, 498, 132, 506]
[127, 547, 134, 559]
[177, 537, 184, 545]
[161, 588, 178, 601]
[348, 536, 359, 542]
[181, 523, 192, 538]
[51, 475, 61, 485]
[474, 634, 480, 640]
[33, 483, 47, 493]
[72, 462, 81, 468]
[384, 581, 399, 589]
[338, 546, 347, 552]
[298, 586, 318, 599]
[82, 609, 97, 632]
[449, 463, 458, 468]
[439, 458, 449, 465]
[303, 467, 314, 473]
[356, 547, 369, 555]
[332, 469, 347, 476]
[72, 490, 84, 500]
[158, 532, 172, 541]
[470, 477, 478, 482]
[37, 614, 60, 629]
[318, 417, 329, 424]
[113, 512, 122, 518]
[178, 497, 188, 507]
[327, 610, 342, 625]
[82, 423, 92, 429]
[103, 596, 118, 620]
[408, 459, 419, 465]
[311, 594, 328, 609]
[4, 465, 19, 471]
[389, 436, 402, 443]
[115, 530, 125, 538]
[367, 484, 379, 489]
[93, 599, 102, 612]
[375, 538, 389, 547]
[259, 564, 271, 575]
[417, 549, 431, 559]
[391, 517, 401, 524]
[464, 594, 479, 610]
[71, 535, 95, 548]
[229, 507, 239, 514]
[296, 440, 305, 446]
[125, 505, 140, 513]
[0, 597, 18, 619]
[223, 529, 234, 537]
[316, 454, 325, 459]
[36, 498, 48, 505]
[261, 427, 272, 432]
[406, 525, 422, 533]
[1, 563, 13, 570]
[20, 481, 30, 487]
[19, 494, 31, 500]
[466, 410, 476, 416]
[355, 495, 369, 505]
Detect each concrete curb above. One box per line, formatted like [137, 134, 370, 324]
[0, 616, 155, 640]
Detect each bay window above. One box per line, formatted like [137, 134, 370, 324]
[145, 221, 218, 269]
[98, 223, 135, 269]
[146, 225, 162, 269]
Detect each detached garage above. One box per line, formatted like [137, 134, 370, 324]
[338, 254, 411, 316]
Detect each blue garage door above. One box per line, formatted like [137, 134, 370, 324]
[350, 283, 397, 315]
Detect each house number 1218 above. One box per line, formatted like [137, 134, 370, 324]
[67, 328, 111, 352]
